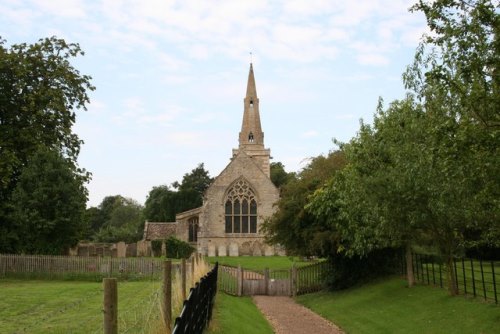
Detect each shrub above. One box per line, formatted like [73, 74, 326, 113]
[326, 247, 402, 290]
[151, 240, 163, 257]
[165, 237, 195, 259]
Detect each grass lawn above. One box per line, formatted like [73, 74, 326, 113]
[297, 276, 500, 334]
[208, 256, 314, 271]
[208, 292, 273, 334]
[0, 279, 162, 334]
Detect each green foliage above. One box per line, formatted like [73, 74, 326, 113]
[174, 162, 213, 194]
[270, 162, 294, 188]
[325, 248, 402, 290]
[144, 163, 212, 222]
[262, 151, 346, 257]
[144, 186, 201, 222]
[92, 196, 144, 243]
[151, 240, 162, 257]
[405, 0, 500, 128]
[165, 236, 194, 259]
[9, 147, 88, 254]
[305, 0, 500, 295]
[0, 36, 94, 253]
[297, 277, 500, 334]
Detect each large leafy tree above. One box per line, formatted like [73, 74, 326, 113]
[0, 36, 94, 252]
[10, 148, 88, 254]
[309, 0, 499, 295]
[404, 0, 500, 294]
[270, 162, 294, 189]
[93, 196, 144, 243]
[145, 163, 213, 222]
[262, 151, 346, 256]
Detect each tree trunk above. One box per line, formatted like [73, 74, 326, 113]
[446, 255, 458, 295]
[405, 243, 415, 287]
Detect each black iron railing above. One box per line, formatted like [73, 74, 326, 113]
[412, 253, 499, 304]
[172, 262, 218, 334]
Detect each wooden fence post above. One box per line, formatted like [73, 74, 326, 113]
[237, 265, 243, 296]
[103, 278, 118, 334]
[163, 260, 172, 331]
[181, 258, 187, 300]
[291, 265, 297, 297]
[264, 268, 269, 295]
[191, 256, 195, 285]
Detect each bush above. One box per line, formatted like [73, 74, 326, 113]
[165, 237, 195, 259]
[326, 248, 402, 290]
[151, 240, 163, 257]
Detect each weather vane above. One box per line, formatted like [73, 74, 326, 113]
[250, 51, 253, 64]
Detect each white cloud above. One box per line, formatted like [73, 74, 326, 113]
[31, 0, 86, 18]
[301, 130, 319, 138]
[357, 53, 390, 66]
[167, 131, 203, 147]
[157, 52, 190, 72]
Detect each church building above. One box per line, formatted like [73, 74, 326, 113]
[143, 64, 281, 256]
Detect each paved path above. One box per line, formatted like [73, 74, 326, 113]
[252, 296, 344, 334]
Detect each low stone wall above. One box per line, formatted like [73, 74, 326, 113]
[69, 240, 152, 258]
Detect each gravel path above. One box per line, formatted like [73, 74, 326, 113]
[252, 296, 344, 334]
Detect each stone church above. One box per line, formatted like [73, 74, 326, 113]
[143, 64, 282, 256]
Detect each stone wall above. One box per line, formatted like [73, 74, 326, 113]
[69, 241, 151, 258]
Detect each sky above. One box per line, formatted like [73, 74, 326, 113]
[1, 0, 428, 207]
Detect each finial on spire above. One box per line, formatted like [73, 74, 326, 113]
[249, 51, 253, 64]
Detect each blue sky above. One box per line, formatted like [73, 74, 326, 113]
[1, 0, 427, 207]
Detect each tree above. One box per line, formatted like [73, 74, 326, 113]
[403, 0, 500, 294]
[174, 163, 213, 196]
[262, 151, 346, 256]
[308, 98, 431, 287]
[9, 147, 88, 254]
[145, 163, 213, 222]
[0, 36, 94, 252]
[405, 0, 500, 128]
[93, 197, 144, 243]
[270, 162, 294, 188]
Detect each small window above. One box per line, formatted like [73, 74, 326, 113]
[248, 132, 254, 142]
[249, 100, 254, 107]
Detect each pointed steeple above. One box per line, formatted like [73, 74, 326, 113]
[239, 63, 264, 148]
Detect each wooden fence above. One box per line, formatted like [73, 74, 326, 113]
[296, 261, 332, 295]
[217, 260, 331, 296]
[0, 254, 164, 280]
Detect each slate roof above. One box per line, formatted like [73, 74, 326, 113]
[143, 222, 178, 240]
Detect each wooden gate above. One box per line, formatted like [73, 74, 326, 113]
[218, 265, 293, 296]
[217, 261, 331, 297]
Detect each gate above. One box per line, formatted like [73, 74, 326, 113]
[217, 261, 331, 297]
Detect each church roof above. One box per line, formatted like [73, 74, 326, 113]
[143, 222, 177, 240]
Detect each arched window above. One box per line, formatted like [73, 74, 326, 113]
[248, 132, 254, 142]
[188, 217, 198, 242]
[224, 179, 258, 234]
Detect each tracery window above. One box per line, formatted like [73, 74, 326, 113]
[188, 217, 198, 242]
[225, 179, 258, 234]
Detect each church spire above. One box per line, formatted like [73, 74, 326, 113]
[239, 63, 264, 148]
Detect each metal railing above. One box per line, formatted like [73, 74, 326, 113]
[172, 262, 218, 334]
[413, 253, 499, 304]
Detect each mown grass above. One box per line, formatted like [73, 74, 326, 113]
[416, 259, 500, 302]
[208, 292, 273, 334]
[297, 276, 500, 334]
[208, 256, 314, 271]
[0, 279, 163, 334]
